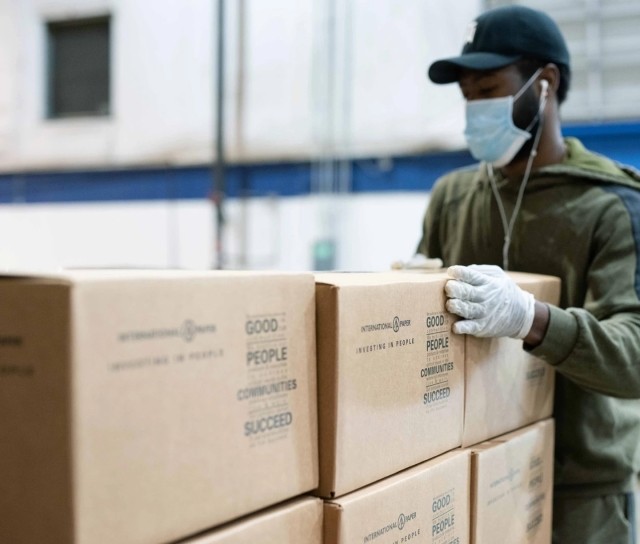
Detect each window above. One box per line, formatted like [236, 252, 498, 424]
[47, 16, 111, 118]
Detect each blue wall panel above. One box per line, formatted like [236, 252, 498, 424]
[0, 121, 638, 204]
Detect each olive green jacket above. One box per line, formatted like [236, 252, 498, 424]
[418, 137, 640, 496]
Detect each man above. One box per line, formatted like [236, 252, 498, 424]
[418, 5, 640, 543]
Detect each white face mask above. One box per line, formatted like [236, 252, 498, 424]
[463, 68, 543, 167]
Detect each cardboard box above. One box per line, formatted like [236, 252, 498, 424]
[315, 272, 465, 498]
[0, 270, 318, 544]
[324, 450, 470, 544]
[469, 419, 554, 544]
[462, 272, 560, 446]
[179, 496, 323, 544]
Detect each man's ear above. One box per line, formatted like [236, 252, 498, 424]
[540, 63, 561, 95]
[540, 79, 549, 97]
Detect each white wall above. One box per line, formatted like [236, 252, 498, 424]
[0, 193, 430, 272]
[0, 200, 214, 270]
[1, 0, 217, 171]
[346, 0, 477, 156]
[0, 1, 19, 165]
[0, 0, 478, 172]
[0, 0, 473, 273]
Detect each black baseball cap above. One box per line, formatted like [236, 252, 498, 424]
[428, 5, 570, 84]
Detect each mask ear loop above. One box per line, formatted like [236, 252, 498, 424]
[515, 69, 545, 133]
[488, 78, 548, 270]
[513, 68, 544, 102]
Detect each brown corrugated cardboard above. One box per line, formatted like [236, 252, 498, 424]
[178, 496, 323, 544]
[315, 272, 465, 498]
[0, 270, 318, 544]
[462, 272, 560, 446]
[469, 419, 554, 544]
[324, 450, 470, 544]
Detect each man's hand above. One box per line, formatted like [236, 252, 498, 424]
[445, 264, 535, 339]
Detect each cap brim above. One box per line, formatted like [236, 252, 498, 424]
[428, 52, 521, 84]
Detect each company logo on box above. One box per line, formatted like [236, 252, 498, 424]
[118, 320, 217, 344]
[363, 511, 417, 542]
[398, 512, 417, 530]
[361, 316, 411, 334]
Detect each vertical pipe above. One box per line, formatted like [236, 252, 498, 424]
[339, 0, 353, 195]
[234, 0, 246, 155]
[213, 0, 226, 269]
[235, 0, 247, 269]
[325, 0, 337, 195]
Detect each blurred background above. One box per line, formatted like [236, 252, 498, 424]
[0, 0, 639, 272]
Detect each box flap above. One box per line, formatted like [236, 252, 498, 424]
[314, 271, 450, 287]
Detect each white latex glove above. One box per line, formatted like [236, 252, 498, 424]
[391, 253, 443, 270]
[445, 264, 535, 339]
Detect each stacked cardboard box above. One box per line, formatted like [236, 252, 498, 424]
[468, 419, 555, 544]
[460, 274, 559, 542]
[1, 267, 561, 543]
[178, 496, 323, 544]
[324, 450, 471, 544]
[0, 270, 318, 544]
[314, 272, 466, 499]
[315, 270, 559, 543]
[462, 272, 560, 447]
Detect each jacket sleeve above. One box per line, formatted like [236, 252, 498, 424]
[529, 189, 640, 399]
[416, 177, 446, 260]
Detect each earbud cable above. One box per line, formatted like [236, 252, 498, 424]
[488, 89, 547, 271]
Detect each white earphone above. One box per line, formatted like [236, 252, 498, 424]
[540, 79, 549, 96]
